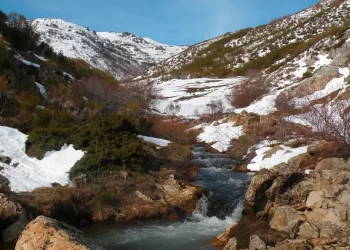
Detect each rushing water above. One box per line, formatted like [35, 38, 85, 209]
[82, 144, 253, 250]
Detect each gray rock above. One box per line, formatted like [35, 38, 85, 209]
[306, 191, 324, 209]
[298, 222, 319, 239]
[320, 222, 340, 239]
[224, 237, 238, 250]
[70, 174, 88, 188]
[314, 158, 350, 174]
[340, 191, 350, 206]
[249, 235, 267, 250]
[324, 185, 343, 198]
[270, 206, 301, 238]
[2, 209, 28, 243]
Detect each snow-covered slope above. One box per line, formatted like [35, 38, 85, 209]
[31, 18, 187, 80]
[145, 0, 350, 78]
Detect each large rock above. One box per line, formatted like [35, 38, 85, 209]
[249, 235, 267, 250]
[223, 237, 237, 250]
[270, 206, 301, 238]
[298, 222, 319, 239]
[157, 174, 201, 213]
[15, 216, 103, 250]
[245, 169, 275, 211]
[275, 240, 309, 250]
[306, 191, 324, 209]
[0, 193, 28, 243]
[314, 158, 350, 174]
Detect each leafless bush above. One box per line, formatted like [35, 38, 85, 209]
[206, 99, 224, 115]
[305, 101, 350, 151]
[228, 76, 269, 108]
[77, 77, 157, 116]
[275, 91, 295, 114]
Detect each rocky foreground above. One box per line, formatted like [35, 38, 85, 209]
[217, 141, 350, 249]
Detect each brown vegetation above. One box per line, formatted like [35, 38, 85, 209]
[228, 76, 269, 108]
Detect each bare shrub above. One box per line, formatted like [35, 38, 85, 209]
[150, 117, 199, 145]
[78, 77, 157, 118]
[305, 101, 350, 151]
[275, 91, 295, 114]
[228, 76, 269, 108]
[164, 102, 181, 117]
[206, 99, 224, 116]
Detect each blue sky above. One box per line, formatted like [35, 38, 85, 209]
[2, 0, 320, 45]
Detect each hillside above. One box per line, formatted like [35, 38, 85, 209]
[145, 0, 350, 79]
[31, 18, 187, 80]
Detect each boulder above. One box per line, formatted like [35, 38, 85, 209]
[306, 191, 324, 209]
[245, 169, 275, 210]
[270, 206, 301, 238]
[319, 221, 340, 239]
[298, 222, 319, 239]
[314, 158, 350, 174]
[223, 237, 237, 250]
[2, 209, 28, 243]
[323, 185, 343, 198]
[275, 240, 309, 250]
[15, 216, 104, 250]
[340, 191, 350, 206]
[0, 194, 22, 223]
[214, 225, 235, 247]
[157, 174, 201, 213]
[249, 235, 267, 250]
[0, 194, 28, 243]
[0, 156, 11, 164]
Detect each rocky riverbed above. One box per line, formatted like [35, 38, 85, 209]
[217, 140, 350, 249]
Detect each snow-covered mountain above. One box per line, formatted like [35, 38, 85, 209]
[30, 18, 187, 80]
[145, 0, 350, 79]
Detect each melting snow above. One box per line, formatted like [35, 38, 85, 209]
[35, 82, 47, 99]
[197, 121, 243, 152]
[137, 135, 171, 147]
[155, 78, 242, 117]
[247, 145, 308, 171]
[14, 54, 40, 68]
[0, 126, 84, 192]
[34, 54, 47, 62]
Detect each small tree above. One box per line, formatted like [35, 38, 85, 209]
[305, 101, 350, 151]
[165, 102, 181, 117]
[228, 76, 269, 108]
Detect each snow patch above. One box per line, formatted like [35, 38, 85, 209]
[35, 82, 47, 99]
[0, 126, 84, 192]
[137, 135, 171, 147]
[197, 121, 243, 152]
[247, 145, 308, 172]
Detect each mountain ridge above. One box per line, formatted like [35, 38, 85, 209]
[31, 18, 187, 80]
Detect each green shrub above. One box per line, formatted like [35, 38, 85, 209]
[28, 115, 146, 178]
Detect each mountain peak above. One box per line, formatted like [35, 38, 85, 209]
[31, 18, 187, 79]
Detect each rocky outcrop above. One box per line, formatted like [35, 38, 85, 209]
[241, 156, 350, 249]
[15, 216, 103, 250]
[0, 193, 29, 243]
[270, 206, 301, 238]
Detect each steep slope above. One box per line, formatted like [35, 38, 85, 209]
[31, 18, 187, 80]
[146, 0, 350, 78]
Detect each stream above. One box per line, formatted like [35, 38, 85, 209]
[82, 144, 253, 250]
